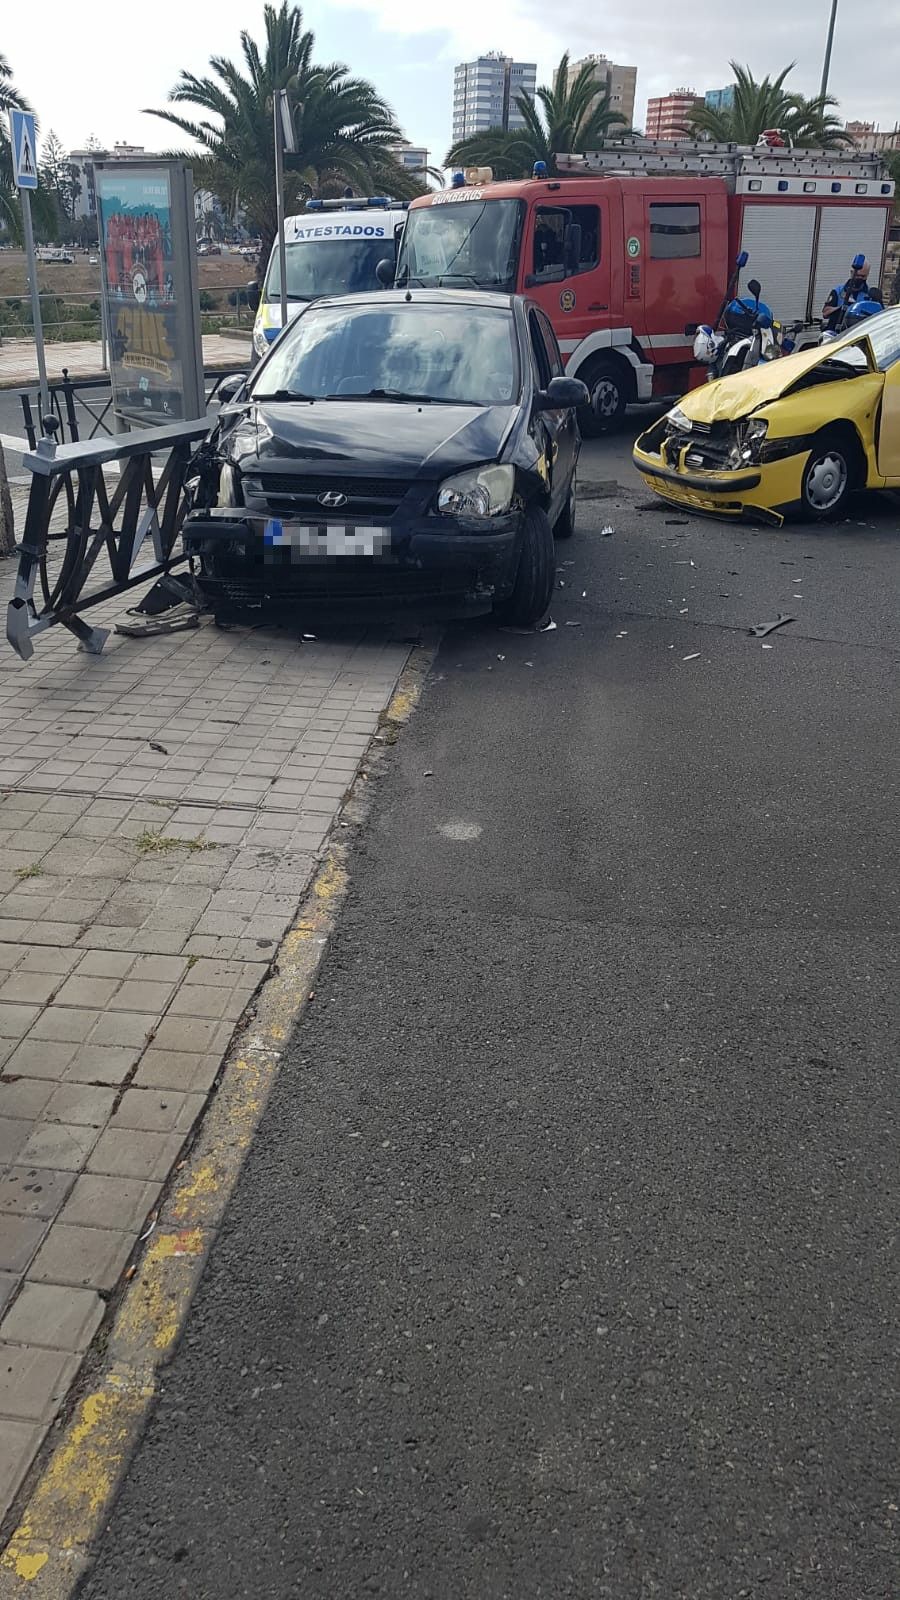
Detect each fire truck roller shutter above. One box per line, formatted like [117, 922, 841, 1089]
[811, 206, 890, 321]
[738, 206, 817, 322]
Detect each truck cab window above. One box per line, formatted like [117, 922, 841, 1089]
[532, 206, 601, 281]
[649, 203, 701, 260]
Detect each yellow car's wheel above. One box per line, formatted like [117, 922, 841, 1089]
[800, 430, 859, 521]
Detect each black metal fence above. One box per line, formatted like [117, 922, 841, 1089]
[6, 422, 209, 662]
[18, 368, 244, 450]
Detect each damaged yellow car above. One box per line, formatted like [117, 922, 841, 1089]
[633, 307, 900, 525]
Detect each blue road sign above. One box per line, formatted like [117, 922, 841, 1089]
[9, 109, 38, 190]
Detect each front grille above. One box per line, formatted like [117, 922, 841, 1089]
[251, 473, 417, 519]
[664, 422, 738, 471]
[199, 562, 477, 607]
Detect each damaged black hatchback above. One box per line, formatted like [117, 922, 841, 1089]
[182, 289, 586, 627]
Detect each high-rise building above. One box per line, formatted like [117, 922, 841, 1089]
[68, 143, 157, 221]
[388, 141, 430, 174]
[704, 85, 736, 115]
[644, 89, 704, 140]
[567, 55, 637, 131]
[452, 54, 537, 143]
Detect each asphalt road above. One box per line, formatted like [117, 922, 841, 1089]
[80, 426, 899, 1599]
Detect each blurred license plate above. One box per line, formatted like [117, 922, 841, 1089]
[263, 520, 389, 557]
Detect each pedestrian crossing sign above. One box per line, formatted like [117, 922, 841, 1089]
[9, 109, 38, 190]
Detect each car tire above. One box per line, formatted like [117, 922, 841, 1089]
[800, 432, 856, 521]
[578, 359, 628, 437]
[553, 472, 577, 540]
[495, 505, 555, 628]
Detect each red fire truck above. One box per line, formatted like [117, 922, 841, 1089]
[397, 140, 895, 431]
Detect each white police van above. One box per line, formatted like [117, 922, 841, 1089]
[250, 196, 408, 361]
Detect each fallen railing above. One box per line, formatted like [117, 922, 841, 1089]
[6, 421, 208, 662]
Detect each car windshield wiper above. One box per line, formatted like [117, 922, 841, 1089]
[325, 387, 449, 404]
[265, 292, 310, 303]
[250, 388, 317, 402]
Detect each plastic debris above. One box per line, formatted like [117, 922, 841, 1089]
[148, 742, 168, 755]
[582, 591, 587, 599]
[565, 621, 582, 627]
[762, 643, 774, 650]
[539, 618, 557, 632]
[749, 613, 795, 639]
[679, 607, 689, 614]
[616, 631, 628, 639]
[423, 770, 434, 777]
[302, 633, 316, 640]
[600, 525, 615, 537]
[682, 652, 701, 662]
[138, 1213, 158, 1244]
[558, 579, 566, 588]
[497, 654, 505, 661]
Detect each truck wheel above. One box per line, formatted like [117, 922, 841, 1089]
[494, 505, 555, 628]
[800, 432, 856, 521]
[579, 360, 628, 437]
[553, 472, 577, 540]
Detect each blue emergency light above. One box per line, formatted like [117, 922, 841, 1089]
[533, 160, 549, 178]
[451, 171, 466, 188]
[306, 196, 393, 211]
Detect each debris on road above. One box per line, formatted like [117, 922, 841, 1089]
[665, 518, 689, 525]
[749, 613, 795, 639]
[600, 525, 615, 537]
[682, 652, 701, 662]
[565, 621, 582, 628]
[539, 619, 557, 632]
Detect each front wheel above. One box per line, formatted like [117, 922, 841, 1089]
[800, 436, 854, 520]
[578, 360, 628, 437]
[494, 505, 555, 628]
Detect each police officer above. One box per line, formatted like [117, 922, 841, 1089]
[822, 255, 883, 334]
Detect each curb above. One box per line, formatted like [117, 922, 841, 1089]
[0, 643, 435, 1598]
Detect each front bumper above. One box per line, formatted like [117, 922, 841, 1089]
[633, 427, 807, 527]
[182, 507, 521, 614]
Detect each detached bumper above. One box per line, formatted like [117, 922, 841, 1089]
[182, 509, 521, 612]
[633, 441, 800, 527]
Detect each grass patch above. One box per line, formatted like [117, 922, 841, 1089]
[135, 830, 218, 855]
[15, 864, 43, 880]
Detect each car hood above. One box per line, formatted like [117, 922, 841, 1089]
[677, 342, 873, 424]
[224, 400, 518, 478]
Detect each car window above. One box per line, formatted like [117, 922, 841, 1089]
[536, 311, 564, 378]
[251, 300, 521, 406]
[532, 205, 601, 281]
[649, 203, 701, 260]
[861, 308, 900, 371]
[528, 311, 552, 389]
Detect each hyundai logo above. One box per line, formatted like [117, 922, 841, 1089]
[317, 490, 349, 508]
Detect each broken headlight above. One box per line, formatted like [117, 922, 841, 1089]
[740, 419, 769, 465]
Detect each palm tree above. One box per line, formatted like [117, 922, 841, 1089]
[446, 54, 629, 179]
[146, 2, 422, 268]
[688, 63, 851, 149]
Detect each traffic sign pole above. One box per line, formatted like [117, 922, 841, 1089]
[20, 189, 51, 426]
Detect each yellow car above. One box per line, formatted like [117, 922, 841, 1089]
[633, 307, 900, 525]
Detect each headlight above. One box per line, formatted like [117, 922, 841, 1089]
[252, 323, 269, 358]
[740, 418, 769, 464]
[668, 406, 692, 432]
[216, 463, 241, 507]
[437, 464, 515, 519]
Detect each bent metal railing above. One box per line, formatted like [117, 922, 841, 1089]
[6, 422, 209, 662]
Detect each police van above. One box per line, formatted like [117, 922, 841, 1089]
[250, 196, 408, 361]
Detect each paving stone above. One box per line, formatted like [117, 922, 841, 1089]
[89, 1011, 158, 1049]
[28, 1224, 134, 1292]
[74, 951, 135, 978]
[87, 1127, 185, 1182]
[17, 947, 80, 976]
[0, 1003, 42, 1040]
[0, 945, 23, 972]
[110, 1088, 205, 1135]
[0, 1079, 55, 1122]
[0, 1217, 47, 1274]
[0, 1420, 48, 1520]
[28, 1006, 100, 1044]
[64, 1044, 141, 1085]
[1, 1282, 104, 1353]
[0, 1117, 34, 1165]
[19, 1122, 99, 1172]
[0, 1274, 16, 1316]
[0, 1167, 75, 1220]
[42, 1083, 117, 1127]
[131, 1049, 223, 1094]
[3, 1039, 78, 1081]
[108, 979, 177, 1013]
[0, 970, 61, 1005]
[0, 1343, 80, 1422]
[166, 982, 255, 1022]
[59, 1173, 161, 1233]
[150, 1014, 233, 1056]
[53, 975, 122, 1008]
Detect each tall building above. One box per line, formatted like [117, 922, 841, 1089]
[68, 143, 157, 221]
[567, 55, 637, 131]
[644, 89, 704, 140]
[705, 85, 735, 114]
[452, 54, 537, 143]
[388, 141, 430, 174]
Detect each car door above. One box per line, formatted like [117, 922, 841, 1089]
[536, 307, 578, 490]
[526, 306, 564, 522]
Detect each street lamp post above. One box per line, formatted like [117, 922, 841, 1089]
[820, 0, 839, 101]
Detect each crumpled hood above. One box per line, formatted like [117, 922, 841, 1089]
[223, 400, 518, 479]
[677, 342, 868, 424]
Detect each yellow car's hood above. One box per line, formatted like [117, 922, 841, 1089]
[678, 342, 869, 424]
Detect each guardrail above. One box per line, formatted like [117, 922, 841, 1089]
[17, 367, 246, 450]
[6, 421, 208, 662]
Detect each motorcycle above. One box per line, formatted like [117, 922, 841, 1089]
[694, 256, 779, 381]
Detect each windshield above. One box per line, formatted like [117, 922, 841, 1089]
[265, 237, 396, 302]
[823, 304, 900, 372]
[397, 200, 524, 292]
[250, 300, 520, 406]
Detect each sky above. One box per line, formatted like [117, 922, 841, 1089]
[5, 0, 900, 170]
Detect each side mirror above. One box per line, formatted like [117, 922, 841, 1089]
[246, 281, 261, 312]
[538, 376, 589, 411]
[748, 278, 762, 300]
[563, 221, 582, 276]
[375, 257, 394, 287]
[216, 374, 247, 405]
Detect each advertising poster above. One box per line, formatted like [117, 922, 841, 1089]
[95, 163, 204, 424]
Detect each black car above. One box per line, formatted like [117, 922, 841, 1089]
[183, 290, 587, 627]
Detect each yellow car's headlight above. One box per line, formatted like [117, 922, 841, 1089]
[740, 419, 769, 464]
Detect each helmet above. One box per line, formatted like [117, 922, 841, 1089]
[845, 295, 882, 323]
[693, 325, 720, 364]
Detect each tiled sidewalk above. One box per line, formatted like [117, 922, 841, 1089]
[0, 334, 250, 390]
[0, 562, 410, 1520]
